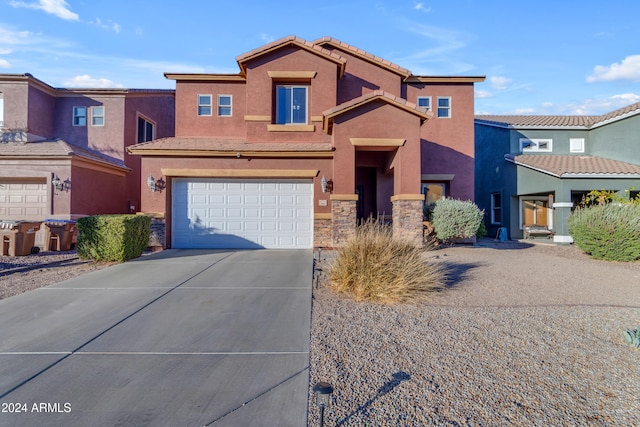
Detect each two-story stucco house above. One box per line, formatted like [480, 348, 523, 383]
[129, 36, 484, 249]
[0, 73, 175, 228]
[475, 102, 640, 243]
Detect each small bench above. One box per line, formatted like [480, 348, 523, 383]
[524, 225, 554, 239]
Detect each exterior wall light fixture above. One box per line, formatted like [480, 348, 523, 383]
[320, 176, 333, 193]
[52, 175, 70, 192]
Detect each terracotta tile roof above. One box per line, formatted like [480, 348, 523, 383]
[313, 37, 412, 78]
[476, 102, 640, 129]
[236, 35, 346, 77]
[505, 154, 640, 177]
[128, 137, 333, 153]
[0, 139, 129, 170]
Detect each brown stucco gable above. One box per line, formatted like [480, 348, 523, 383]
[323, 90, 432, 134]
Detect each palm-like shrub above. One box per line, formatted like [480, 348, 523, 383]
[568, 204, 640, 262]
[431, 198, 484, 241]
[328, 219, 446, 304]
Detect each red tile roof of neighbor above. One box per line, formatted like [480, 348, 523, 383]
[505, 154, 640, 177]
[128, 137, 333, 153]
[476, 102, 640, 128]
[0, 139, 129, 170]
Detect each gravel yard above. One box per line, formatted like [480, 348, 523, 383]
[308, 240, 640, 426]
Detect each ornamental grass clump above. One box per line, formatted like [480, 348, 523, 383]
[568, 204, 640, 262]
[328, 219, 446, 304]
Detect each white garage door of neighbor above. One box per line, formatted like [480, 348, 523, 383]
[172, 178, 314, 249]
[0, 178, 48, 219]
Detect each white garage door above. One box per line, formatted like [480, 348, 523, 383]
[172, 178, 314, 249]
[0, 178, 48, 219]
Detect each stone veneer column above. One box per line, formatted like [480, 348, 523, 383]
[391, 195, 425, 248]
[330, 194, 358, 248]
[313, 214, 333, 248]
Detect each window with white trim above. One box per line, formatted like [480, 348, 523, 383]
[276, 85, 307, 124]
[218, 95, 232, 117]
[520, 138, 552, 152]
[198, 94, 212, 116]
[491, 193, 502, 224]
[91, 106, 105, 126]
[73, 106, 87, 126]
[137, 116, 155, 143]
[437, 97, 451, 118]
[417, 96, 431, 111]
[569, 138, 585, 153]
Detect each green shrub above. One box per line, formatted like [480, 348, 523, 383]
[77, 214, 151, 262]
[568, 204, 640, 262]
[328, 219, 446, 304]
[431, 198, 484, 241]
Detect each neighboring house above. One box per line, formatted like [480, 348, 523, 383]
[129, 36, 484, 249]
[0, 73, 175, 236]
[475, 102, 640, 243]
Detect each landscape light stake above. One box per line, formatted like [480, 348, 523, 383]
[313, 382, 333, 427]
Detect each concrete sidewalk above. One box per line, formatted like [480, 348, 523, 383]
[0, 249, 312, 426]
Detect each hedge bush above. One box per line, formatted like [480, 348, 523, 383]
[77, 214, 151, 262]
[431, 198, 484, 241]
[568, 204, 640, 262]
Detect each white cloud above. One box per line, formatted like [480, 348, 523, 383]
[587, 55, 640, 83]
[490, 76, 511, 90]
[0, 58, 11, 68]
[514, 108, 535, 114]
[90, 18, 121, 34]
[10, 0, 79, 21]
[0, 48, 12, 54]
[475, 90, 492, 99]
[259, 33, 275, 43]
[63, 75, 124, 88]
[413, 2, 431, 13]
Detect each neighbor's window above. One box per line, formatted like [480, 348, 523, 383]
[91, 106, 105, 126]
[417, 96, 431, 111]
[520, 138, 552, 152]
[491, 193, 502, 224]
[73, 106, 87, 126]
[569, 138, 585, 153]
[137, 116, 155, 143]
[276, 85, 307, 124]
[422, 183, 446, 205]
[198, 94, 212, 116]
[218, 95, 232, 117]
[437, 97, 451, 118]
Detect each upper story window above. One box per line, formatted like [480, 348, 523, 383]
[417, 96, 431, 111]
[437, 97, 451, 118]
[91, 106, 105, 126]
[276, 85, 307, 124]
[520, 138, 552, 152]
[570, 138, 585, 153]
[198, 95, 212, 116]
[218, 95, 232, 117]
[73, 106, 87, 126]
[137, 116, 155, 143]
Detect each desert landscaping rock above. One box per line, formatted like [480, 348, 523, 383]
[308, 240, 640, 426]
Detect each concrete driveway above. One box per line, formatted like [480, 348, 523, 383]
[0, 249, 312, 426]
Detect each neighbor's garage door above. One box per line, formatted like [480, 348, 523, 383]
[172, 178, 314, 249]
[0, 178, 48, 219]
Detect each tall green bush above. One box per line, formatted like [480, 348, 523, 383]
[568, 204, 640, 262]
[77, 214, 151, 262]
[431, 198, 484, 241]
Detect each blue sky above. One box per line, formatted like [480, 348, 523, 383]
[1, 0, 639, 115]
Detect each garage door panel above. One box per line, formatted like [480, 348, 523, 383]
[0, 179, 48, 219]
[172, 178, 313, 249]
